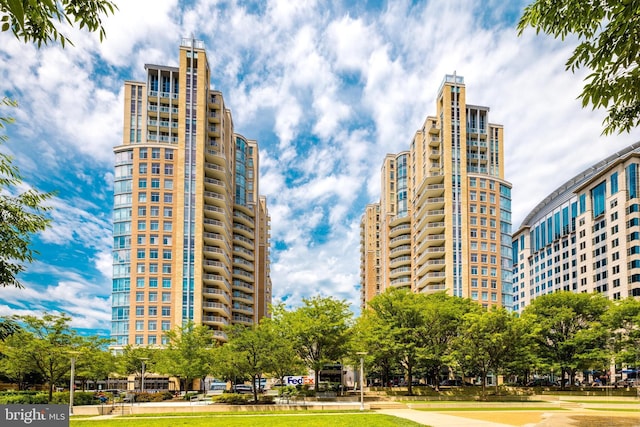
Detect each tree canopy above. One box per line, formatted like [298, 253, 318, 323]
[518, 0, 640, 135]
[1, 0, 117, 47]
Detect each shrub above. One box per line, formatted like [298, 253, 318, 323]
[257, 394, 274, 404]
[213, 393, 251, 405]
[0, 392, 49, 404]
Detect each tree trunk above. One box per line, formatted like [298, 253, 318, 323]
[407, 363, 413, 395]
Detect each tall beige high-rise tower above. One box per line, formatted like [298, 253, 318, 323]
[111, 39, 271, 350]
[361, 75, 513, 310]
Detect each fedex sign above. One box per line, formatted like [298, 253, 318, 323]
[284, 376, 314, 386]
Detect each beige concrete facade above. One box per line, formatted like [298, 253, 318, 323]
[512, 142, 640, 312]
[360, 75, 513, 310]
[112, 39, 271, 350]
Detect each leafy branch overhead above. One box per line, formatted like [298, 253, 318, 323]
[0, 0, 118, 47]
[518, 0, 640, 135]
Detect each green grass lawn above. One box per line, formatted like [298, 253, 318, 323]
[71, 414, 423, 427]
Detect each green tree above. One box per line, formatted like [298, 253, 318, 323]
[419, 292, 477, 391]
[352, 309, 398, 388]
[259, 315, 304, 386]
[1, 0, 117, 47]
[451, 308, 525, 395]
[15, 313, 82, 401]
[0, 330, 38, 389]
[368, 288, 427, 395]
[115, 345, 157, 390]
[518, 0, 640, 135]
[0, 315, 20, 340]
[74, 339, 116, 391]
[522, 292, 610, 388]
[0, 98, 51, 289]
[278, 296, 353, 389]
[156, 322, 216, 392]
[604, 298, 640, 368]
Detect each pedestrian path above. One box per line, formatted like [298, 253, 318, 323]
[377, 409, 518, 427]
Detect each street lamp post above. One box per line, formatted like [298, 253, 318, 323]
[69, 351, 80, 416]
[356, 352, 367, 411]
[140, 358, 149, 394]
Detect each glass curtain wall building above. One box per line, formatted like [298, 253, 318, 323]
[513, 142, 640, 312]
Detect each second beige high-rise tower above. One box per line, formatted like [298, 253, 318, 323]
[361, 75, 513, 309]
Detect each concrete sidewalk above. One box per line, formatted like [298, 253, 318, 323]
[377, 409, 520, 427]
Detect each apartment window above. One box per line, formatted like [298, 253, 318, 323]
[470, 178, 476, 187]
[164, 193, 173, 203]
[149, 234, 158, 245]
[138, 192, 147, 203]
[135, 306, 144, 316]
[136, 263, 145, 273]
[163, 207, 173, 217]
[151, 163, 161, 174]
[149, 249, 159, 259]
[162, 292, 171, 302]
[139, 148, 147, 159]
[149, 277, 158, 288]
[138, 179, 147, 188]
[165, 149, 174, 160]
[162, 307, 171, 317]
[149, 192, 159, 203]
[470, 229, 477, 238]
[161, 320, 171, 331]
[148, 306, 157, 316]
[162, 278, 171, 287]
[151, 178, 160, 188]
[164, 164, 173, 175]
[591, 181, 606, 217]
[470, 216, 477, 225]
[479, 192, 486, 202]
[162, 264, 171, 274]
[135, 291, 144, 302]
[150, 220, 159, 231]
[163, 235, 172, 245]
[148, 292, 158, 302]
[163, 250, 172, 260]
[164, 179, 173, 190]
[137, 235, 146, 245]
[148, 321, 157, 331]
[471, 291, 478, 300]
[150, 206, 159, 216]
[471, 279, 478, 287]
[135, 321, 144, 331]
[152, 148, 161, 159]
[139, 163, 147, 174]
[149, 263, 158, 273]
[470, 191, 477, 201]
[137, 220, 146, 231]
[163, 221, 172, 231]
[136, 249, 145, 259]
[136, 278, 144, 287]
[135, 336, 143, 345]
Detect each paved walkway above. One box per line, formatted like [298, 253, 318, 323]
[378, 409, 518, 427]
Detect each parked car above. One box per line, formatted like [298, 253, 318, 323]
[231, 384, 254, 394]
[525, 379, 557, 387]
[439, 379, 472, 387]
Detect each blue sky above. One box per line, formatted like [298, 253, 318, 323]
[1, 0, 640, 336]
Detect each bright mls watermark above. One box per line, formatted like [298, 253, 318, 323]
[1, 405, 68, 426]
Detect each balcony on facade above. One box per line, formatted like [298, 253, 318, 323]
[233, 290, 253, 304]
[232, 302, 254, 316]
[203, 315, 229, 328]
[390, 255, 411, 269]
[232, 314, 254, 325]
[390, 265, 411, 280]
[417, 258, 446, 277]
[203, 286, 231, 304]
[202, 301, 231, 316]
[208, 110, 220, 124]
[417, 246, 446, 265]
